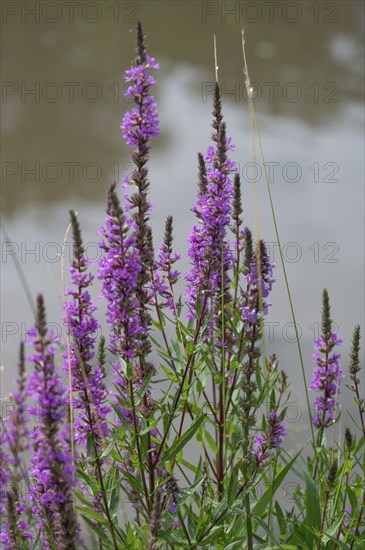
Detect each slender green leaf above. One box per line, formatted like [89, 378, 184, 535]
[303, 470, 321, 548]
[158, 412, 206, 465]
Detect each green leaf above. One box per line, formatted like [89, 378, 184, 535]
[178, 476, 205, 507]
[180, 458, 199, 474]
[126, 361, 133, 380]
[82, 517, 111, 546]
[100, 426, 124, 460]
[152, 318, 164, 331]
[275, 500, 286, 539]
[347, 485, 359, 513]
[224, 539, 246, 549]
[159, 529, 190, 547]
[186, 340, 194, 354]
[227, 462, 241, 507]
[78, 506, 107, 525]
[158, 412, 207, 466]
[203, 428, 218, 454]
[321, 513, 345, 545]
[86, 432, 96, 458]
[75, 468, 100, 494]
[303, 470, 321, 548]
[121, 468, 143, 496]
[197, 525, 224, 545]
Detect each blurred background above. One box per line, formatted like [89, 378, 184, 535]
[1, 0, 364, 451]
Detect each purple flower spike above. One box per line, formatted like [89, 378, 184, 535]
[185, 83, 236, 318]
[119, 21, 159, 367]
[309, 290, 343, 429]
[64, 211, 110, 449]
[98, 184, 143, 362]
[252, 410, 287, 464]
[121, 20, 159, 162]
[121, 54, 159, 148]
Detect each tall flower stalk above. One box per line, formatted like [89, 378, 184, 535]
[64, 210, 110, 449]
[239, 235, 275, 447]
[121, 19, 159, 369]
[239, 233, 275, 550]
[99, 21, 160, 517]
[183, 83, 235, 502]
[64, 211, 119, 547]
[309, 289, 343, 432]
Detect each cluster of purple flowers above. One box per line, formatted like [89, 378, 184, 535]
[98, 189, 142, 362]
[121, 55, 159, 150]
[252, 410, 287, 464]
[185, 87, 236, 318]
[309, 331, 343, 428]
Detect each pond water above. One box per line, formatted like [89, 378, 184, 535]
[1, 1, 364, 455]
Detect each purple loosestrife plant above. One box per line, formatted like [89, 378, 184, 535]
[99, 23, 164, 521]
[64, 210, 110, 449]
[27, 295, 78, 550]
[309, 289, 343, 429]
